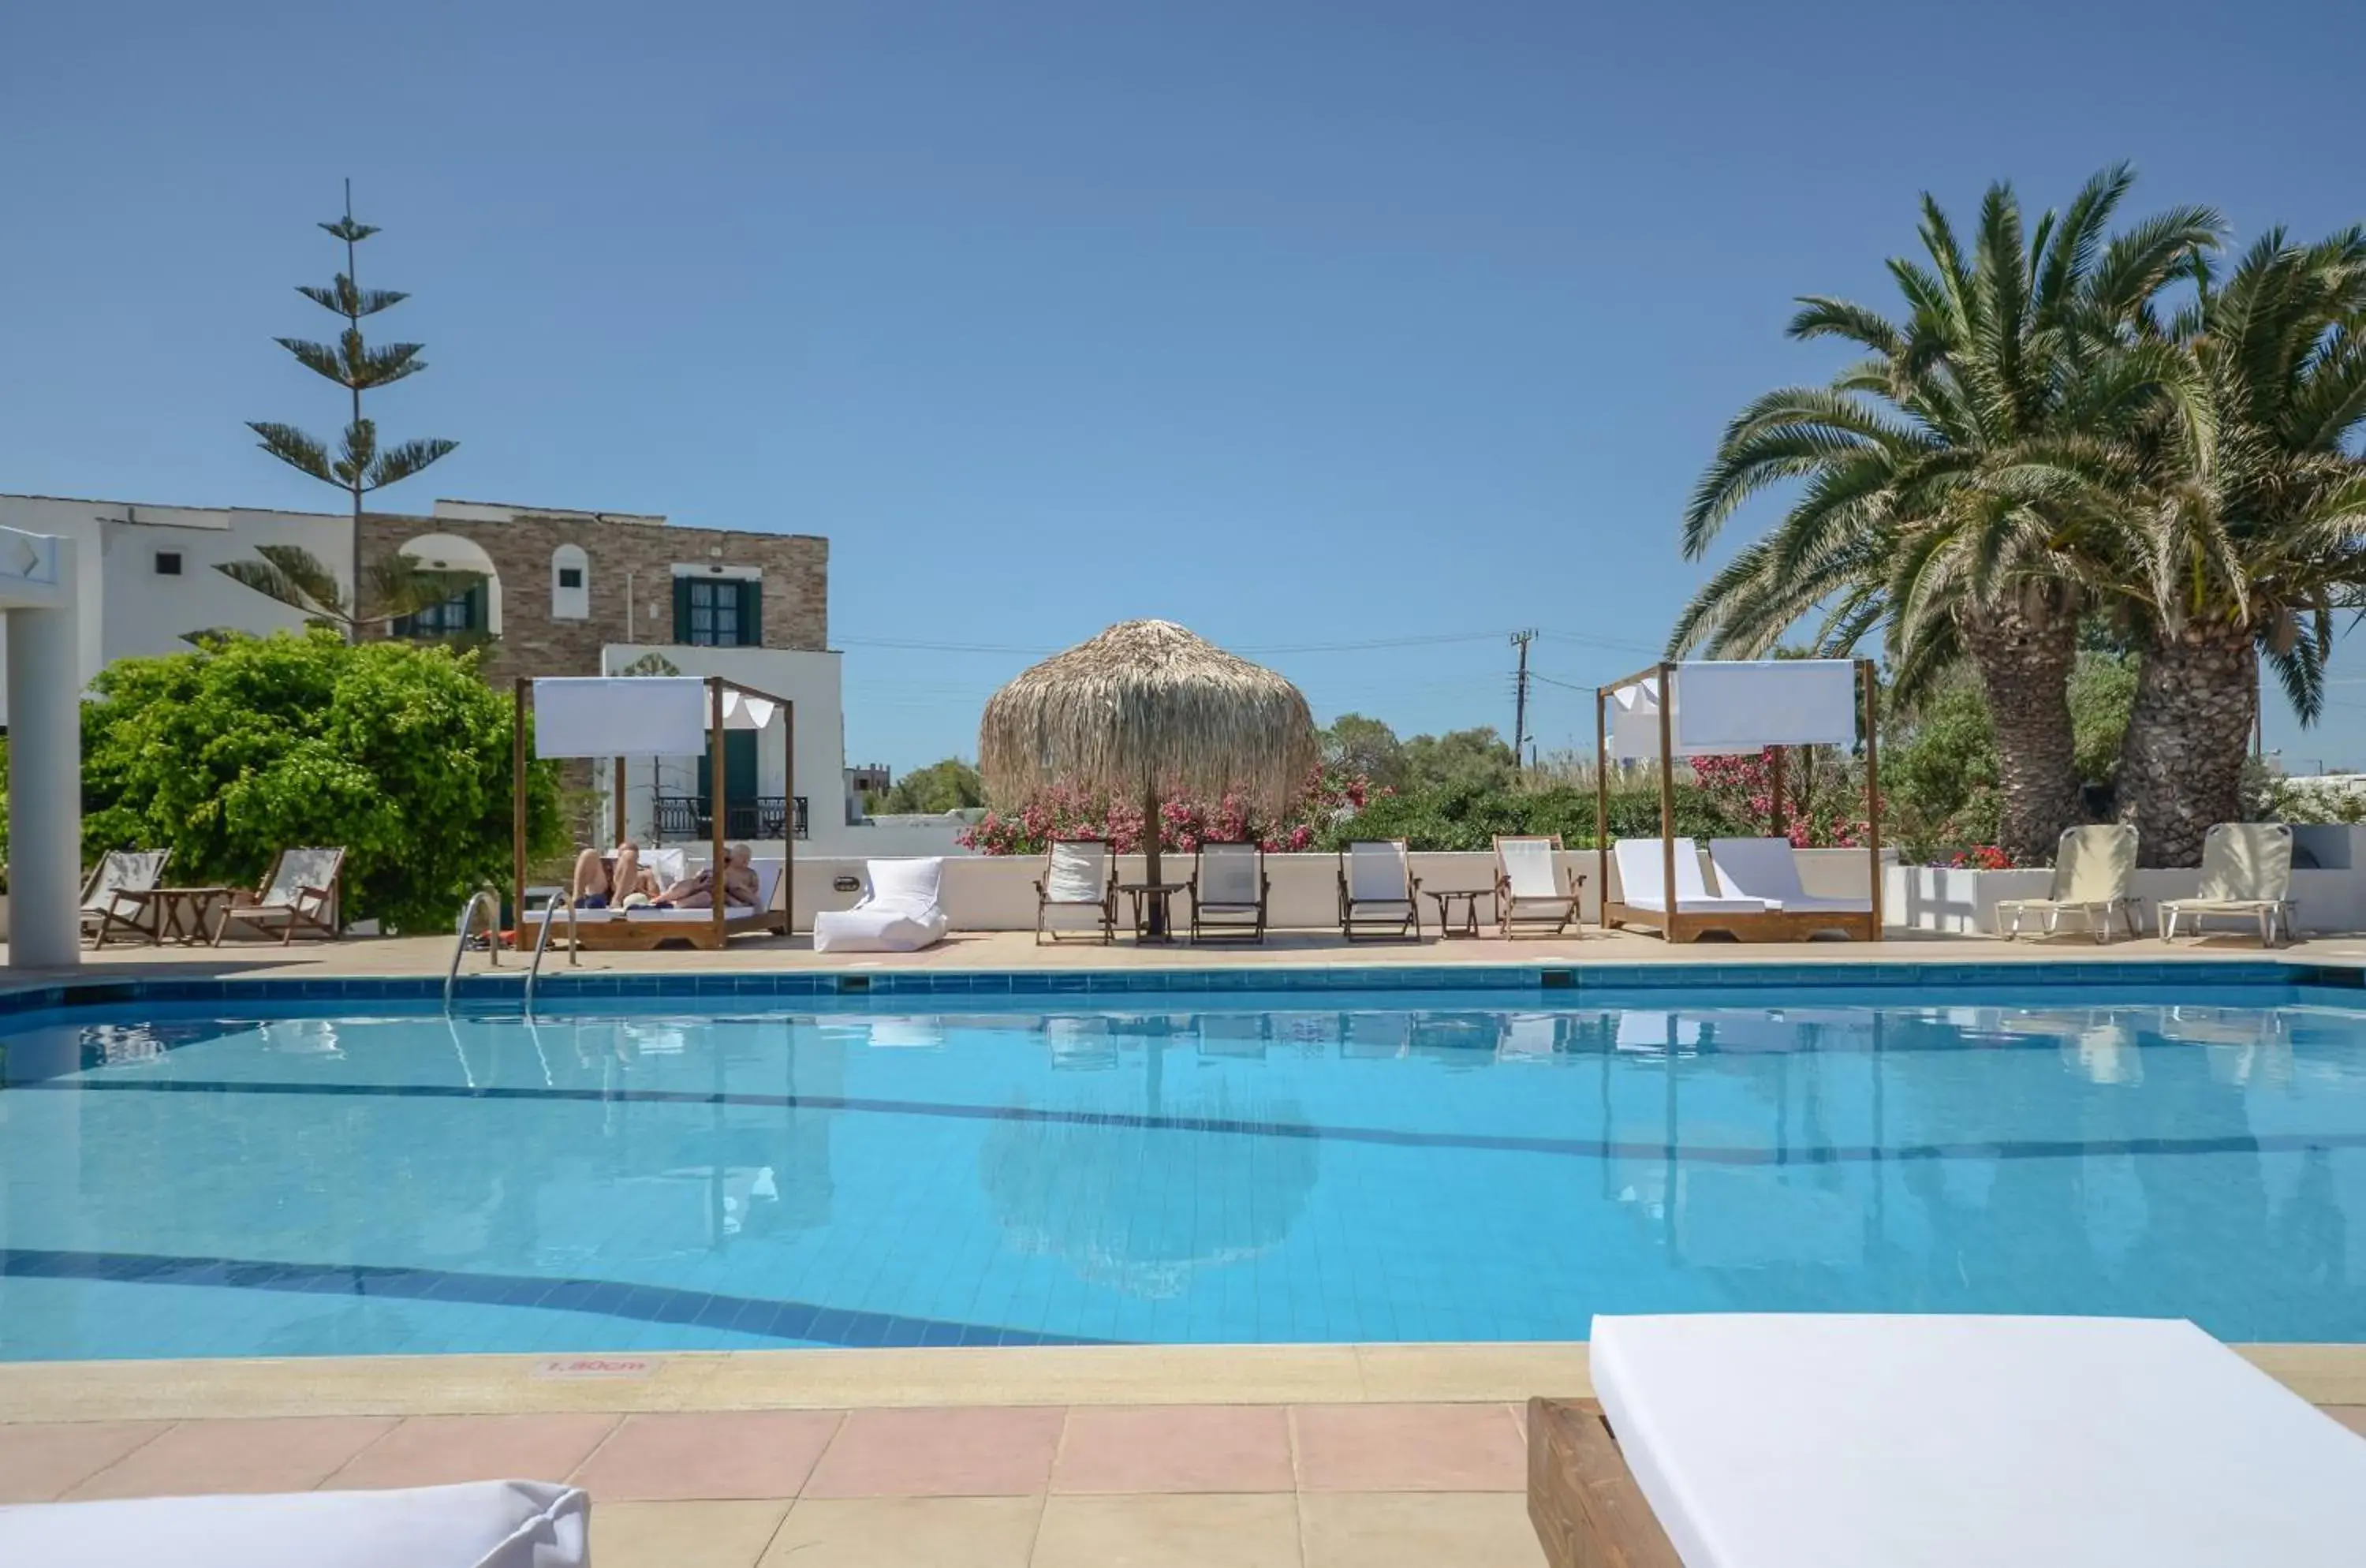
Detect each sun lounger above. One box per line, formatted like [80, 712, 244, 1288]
[1188, 840, 1269, 943]
[1994, 823, 2141, 942]
[0, 1479, 589, 1568]
[1495, 835, 1581, 938]
[1706, 836, 1878, 939]
[521, 852, 789, 950]
[79, 849, 170, 948]
[813, 857, 950, 953]
[2159, 822, 2297, 945]
[1606, 838, 1781, 941]
[1036, 838, 1118, 944]
[1528, 1313, 2366, 1568]
[211, 847, 345, 944]
[1338, 839, 1423, 941]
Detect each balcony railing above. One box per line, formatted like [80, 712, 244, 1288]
[652, 794, 808, 842]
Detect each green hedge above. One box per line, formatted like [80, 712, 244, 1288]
[79, 629, 565, 932]
[1313, 781, 1748, 853]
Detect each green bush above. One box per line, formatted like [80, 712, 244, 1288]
[1315, 778, 1746, 853]
[79, 629, 564, 931]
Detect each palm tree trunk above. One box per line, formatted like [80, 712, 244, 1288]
[1954, 598, 2081, 865]
[2115, 624, 2256, 868]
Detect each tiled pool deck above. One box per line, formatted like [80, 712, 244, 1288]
[9, 927, 2366, 1564]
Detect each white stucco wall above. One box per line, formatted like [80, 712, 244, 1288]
[0, 493, 351, 719]
[1886, 861, 2366, 936]
[598, 643, 850, 850]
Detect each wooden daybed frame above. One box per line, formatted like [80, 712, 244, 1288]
[1593, 659, 1884, 944]
[1527, 1397, 1683, 1568]
[513, 674, 795, 953]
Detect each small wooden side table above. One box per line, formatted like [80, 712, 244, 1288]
[1118, 882, 1189, 944]
[119, 887, 234, 946]
[1427, 888, 1495, 939]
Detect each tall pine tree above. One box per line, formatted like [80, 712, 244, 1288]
[221, 182, 472, 637]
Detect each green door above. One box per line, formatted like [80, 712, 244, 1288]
[700, 730, 760, 827]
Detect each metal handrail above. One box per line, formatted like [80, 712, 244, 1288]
[444, 886, 502, 1012]
[524, 890, 577, 1017]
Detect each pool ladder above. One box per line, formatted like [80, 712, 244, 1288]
[524, 890, 578, 1017]
[443, 886, 502, 1012]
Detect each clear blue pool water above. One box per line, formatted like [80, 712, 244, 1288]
[3, 987, 2364, 1359]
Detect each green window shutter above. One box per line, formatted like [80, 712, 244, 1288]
[672, 576, 692, 643]
[741, 580, 763, 646]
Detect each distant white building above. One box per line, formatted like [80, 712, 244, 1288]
[0, 490, 967, 857]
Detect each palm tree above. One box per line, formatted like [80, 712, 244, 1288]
[2097, 230, 2366, 864]
[212, 542, 485, 642]
[1671, 166, 2219, 863]
[222, 182, 468, 638]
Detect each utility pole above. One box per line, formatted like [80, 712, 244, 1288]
[1510, 629, 1536, 775]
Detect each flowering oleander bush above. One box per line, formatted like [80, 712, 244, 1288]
[1948, 844, 2014, 870]
[960, 765, 1372, 856]
[1687, 749, 1874, 848]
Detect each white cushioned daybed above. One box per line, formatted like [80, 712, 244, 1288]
[523, 853, 789, 950]
[1536, 1313, 2366, 1568]
[0, 1479, 588, 1568]
[813, 858, 950, 954]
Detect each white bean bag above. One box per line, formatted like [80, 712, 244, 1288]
[813, 857, 950, 953]
[0, 1480, 588, 1568]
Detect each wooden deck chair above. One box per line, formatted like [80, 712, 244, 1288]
[1034, 838, 1117, 944]
[211, 847, 345, 945]
[1189, 840, 1269, 943]
[80, 849, 171, 948]
[1338, 839, 1422, 941]
[1495, 835, 1580, 938]
[1993, 825, 2140, 942]
[2159, 823, 2297, 946]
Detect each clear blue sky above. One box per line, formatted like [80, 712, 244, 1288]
[7, 1, 2365, 772]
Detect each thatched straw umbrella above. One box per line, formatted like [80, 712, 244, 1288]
[980, 619, 1317, 926]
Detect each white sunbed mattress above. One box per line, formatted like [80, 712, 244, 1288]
[1589, 1312, 2366, 1568]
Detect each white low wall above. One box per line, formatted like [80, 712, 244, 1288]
[791, 846, 1890, 931]
[1885, 864, 2366, 935]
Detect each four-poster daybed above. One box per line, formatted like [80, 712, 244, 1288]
[1595, 659, 1883, 943]
[514, 674, 794, 951]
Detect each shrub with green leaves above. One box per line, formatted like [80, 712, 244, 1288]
[79, 629, 563, 931]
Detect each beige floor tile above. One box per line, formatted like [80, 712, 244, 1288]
[1300, 1491, 1545, 1568]
[803, 1406, 1065, 1498]
[1054, 1406, 1295, 1494]
[324, 1412, 621, 1490]
[65, 1416, 397, 1499]
[0, 1421, 174, 1503]
[1354, 1343, 1592, 1403]
[2321, 1405, 2366, 1437]
[570, 1410, 842, 1501]
[759, 1496, 1042, 1567]
[594, 1500, 790, 1568]
[1293, 1403, 1526, 1491]
[1032, 1493, 1301, 1568]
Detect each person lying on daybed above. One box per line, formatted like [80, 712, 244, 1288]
[653, 843, 761, 910]
[571, 842, 662, 909]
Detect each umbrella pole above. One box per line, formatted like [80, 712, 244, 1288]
[1140, 782, 1166, 936]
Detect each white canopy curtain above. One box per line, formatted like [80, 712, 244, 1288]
[513, 674, 797, 944]
[1607, 660, 1859, 760]
[1595, 659, 1883, 940]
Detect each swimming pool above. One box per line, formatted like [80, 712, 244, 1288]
[3, 981, 2364, 1359]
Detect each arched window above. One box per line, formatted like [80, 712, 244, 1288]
[550, 544, 590, 620]
[387, 532, 502, 639]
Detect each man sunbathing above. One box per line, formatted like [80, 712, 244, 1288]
[571, 842, 662, 909]
[654, 843, 761, 910]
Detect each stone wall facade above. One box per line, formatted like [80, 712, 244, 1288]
[356, 508, 828, 685]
